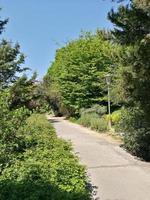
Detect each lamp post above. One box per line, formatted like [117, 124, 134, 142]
[105, 74, 111, 130]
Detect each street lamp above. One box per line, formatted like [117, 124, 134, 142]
[105, 74, 111, 130]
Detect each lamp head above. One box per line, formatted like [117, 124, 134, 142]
[105, 74, 111, 85]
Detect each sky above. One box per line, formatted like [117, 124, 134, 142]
[0, 0, 119, 79]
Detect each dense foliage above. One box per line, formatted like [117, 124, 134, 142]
[108, 0, 150, 160]
[0, 114, 91, 200]
[10, 73, 49, 112]
[0, 40, 28, 89]
[77, 105, 107, 131]
[0, 90, 31, 172]
[44, 32, 120, 116]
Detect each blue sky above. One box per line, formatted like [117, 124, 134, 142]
[0, 0, 119, 79]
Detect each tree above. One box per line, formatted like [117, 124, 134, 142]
[0, 8, 8, 35]
[133, 0, 150, 11]
[0, 40, 28, 88]
[108, 0, 150, 160]
[108, 3, 150, 44]
[10, 72, 48, 112]
[0, 10, 28, 89]
[45, 32, 120, 116]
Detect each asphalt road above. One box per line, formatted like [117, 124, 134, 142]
[49, 117, 150, 200]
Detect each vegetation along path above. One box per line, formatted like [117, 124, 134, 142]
[48, 116, 150, 200]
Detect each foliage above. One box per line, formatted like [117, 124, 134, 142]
[111, 109, 122, 125]
[118, 108, 150, 161]
[108, 0, 150, 160]
[78, 111, 108, 132]
[45, 32, 120, 116]
[9, 73, 49, 112]
[0, 40, 28, 88]
[0, 90, 31, 172]
[0, 114, 91, 200]
[133, 0, 150, 12]
[108, 3, 150, 44]
[0, 9, 8, 35]
[90, 117, 108, 132]
[80, 104, 107, 116]
[43, 75, 62, 116]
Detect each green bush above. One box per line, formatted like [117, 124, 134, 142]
[118, 108, 150, 161]
[0, 90, 31, 172]
[78, 113, 98, 127]
[111, 109, 122, 125]
[78, 112, 107, 132]
[90, 117, 108, 132]
[80, 105, 107, 116]
[0, 114, 91, 200]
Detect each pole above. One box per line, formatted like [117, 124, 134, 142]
[107, 84, 111, 130]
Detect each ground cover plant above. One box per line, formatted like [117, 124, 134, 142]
[0, 114, 91, 200]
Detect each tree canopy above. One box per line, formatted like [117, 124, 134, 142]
[45, 32, 121, 116]
[108, 0, 150, 160]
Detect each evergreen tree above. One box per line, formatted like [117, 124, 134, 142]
[0, 8, 8, 35]
[0, 10, 28, 89]
[0, 40, 28, 88]
[108, 0, 150, 160]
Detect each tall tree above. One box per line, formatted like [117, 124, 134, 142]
[108, 0, 150, 160]
[45, 32, 120, 116]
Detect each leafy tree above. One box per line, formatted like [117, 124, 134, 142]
[45, 32, 120, 116]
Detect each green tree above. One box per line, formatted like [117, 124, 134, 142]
[45, 32, 120, 116]
[0, 9, 28, 88]
[108, 0, 150, 160]
[0, 8, 8, 35]
[0, 40, 28, 88]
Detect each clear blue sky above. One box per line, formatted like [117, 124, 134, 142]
[0, 0, 119, 79]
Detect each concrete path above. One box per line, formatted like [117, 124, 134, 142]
[49, 117, 150, 200]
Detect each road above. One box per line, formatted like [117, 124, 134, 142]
[49, 117, 150, 200]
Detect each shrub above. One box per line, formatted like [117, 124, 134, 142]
[78, 112, 107, 132]
[111, 109, 122, 125]
[118, 108, 150, 161]
[0, 114, 91, 200]
[0, 90, 31, 172]
[80, 105, 107, 116]
[78, 113, 98, 127]
[90, 117, 108, 132]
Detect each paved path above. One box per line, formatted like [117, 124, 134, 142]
[49, 117, 150, 200]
